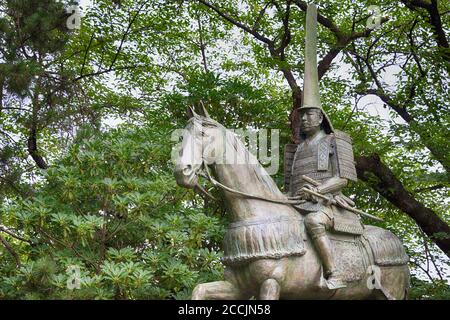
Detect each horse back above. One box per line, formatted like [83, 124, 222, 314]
[329, 225, 409, 283]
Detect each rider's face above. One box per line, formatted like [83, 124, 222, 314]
[300, 109, 323, 135]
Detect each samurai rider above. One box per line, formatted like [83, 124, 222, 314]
[286, 5, 359, 290]
[288, 106, 359, 290]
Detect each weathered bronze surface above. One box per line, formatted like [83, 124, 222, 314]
[173, 3, 410, 300]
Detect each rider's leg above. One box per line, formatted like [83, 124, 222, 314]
[312, 233, 335, 278]
[304, 211, 334, 275]
[304, 211, 345, 289]
[259, 279, 280, 300]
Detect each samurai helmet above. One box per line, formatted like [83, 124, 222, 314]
[299, 3, 334, 134]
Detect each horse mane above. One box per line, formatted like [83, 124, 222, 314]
[191, 115, 282, 197]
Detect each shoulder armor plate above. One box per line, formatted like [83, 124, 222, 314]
[333, 130, 357, 182]
[284, 143, 298, 191]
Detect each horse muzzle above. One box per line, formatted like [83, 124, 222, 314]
[174, 163, 200, 189]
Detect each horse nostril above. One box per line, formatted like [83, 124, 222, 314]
[183, 165, 192, 176]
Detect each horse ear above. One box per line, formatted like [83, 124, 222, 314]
[187, 105, 196, 119]
[199, 100, 211, 119]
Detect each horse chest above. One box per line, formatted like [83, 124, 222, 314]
[222, 216, 306, 266]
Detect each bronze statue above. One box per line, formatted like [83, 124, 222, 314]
[173, 3, 410, 300]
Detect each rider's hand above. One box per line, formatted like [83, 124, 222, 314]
[297, 184, 319, 203]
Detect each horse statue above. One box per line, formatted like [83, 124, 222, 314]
[173, 106, 410, 300]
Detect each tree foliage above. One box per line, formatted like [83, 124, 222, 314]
[1, 114, 225, 299]
[0, 0, 449, 299]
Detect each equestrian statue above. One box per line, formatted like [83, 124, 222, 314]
[173, 3, 410, 300]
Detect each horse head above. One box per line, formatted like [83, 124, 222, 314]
[173, 105, 226, 194]
[174, 104, 294, 212]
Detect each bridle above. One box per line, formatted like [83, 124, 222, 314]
[196, 158, 303, 206]
[184, 117, 382, 222]
[185, 117, 303, 205]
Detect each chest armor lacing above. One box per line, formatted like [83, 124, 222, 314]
[290, 135, 334, 195]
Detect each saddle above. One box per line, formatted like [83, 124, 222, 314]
[329, 225, 409, 283]
[330, 206, 364, 236]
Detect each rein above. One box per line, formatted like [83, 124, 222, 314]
[200, 161, 304, 205]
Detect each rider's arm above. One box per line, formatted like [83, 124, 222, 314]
[316, 137, 347, 194]
[316, 176, 347, 194]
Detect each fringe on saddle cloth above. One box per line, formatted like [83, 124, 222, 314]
[222, 216, 306, 266]
[331, 206, 365, 235]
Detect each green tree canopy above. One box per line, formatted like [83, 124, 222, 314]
[0, 0, 449, 299]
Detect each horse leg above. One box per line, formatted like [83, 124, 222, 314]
[369, 265, 410, 300]
[192, 281, 243, 300]
[259, 279, 280, 300]
[379, 265, 410, 300]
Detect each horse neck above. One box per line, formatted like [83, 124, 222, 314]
[211, 134, 290, 222]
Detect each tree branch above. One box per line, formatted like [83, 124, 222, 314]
[358, 88, 412, 122]
[420, 228, 444, 281]
[196, 0, 273, 45]
[0, 233, 21, 267]
[0, 225, 33, 245]
[28, 86, 48, 170]
[293, 0, 341, 34]
[401, 0, 432, 10]
[76, 0, 149, 81]
[251, 1, 273, 33]
[274, 0, 292, 59]
[406, 18, 427, 77]
[294, 0, 389, 79]
[80, 31, 96, 77]
[356, 85, 449, 172]
[196, 0, 302, 142]
[401, 0, 450, 63]
[356, 154, 450, 258]
[415, 184, 446, 193]
[196, 11, 209, 72]
[74, 64, 141, 82]
[27, 124, 48, 170]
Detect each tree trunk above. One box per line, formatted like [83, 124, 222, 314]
[288, 87, 302, 144]
[356, 154, 450, 258]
